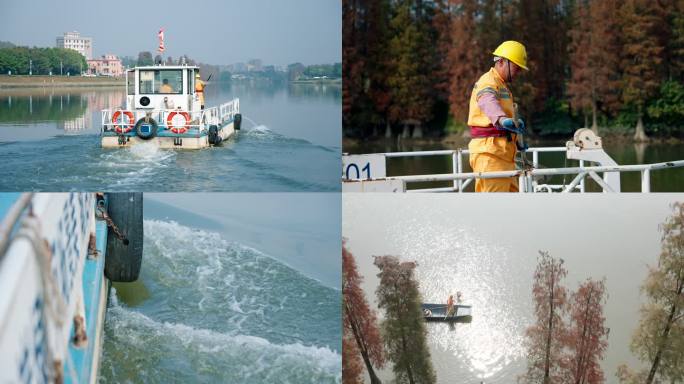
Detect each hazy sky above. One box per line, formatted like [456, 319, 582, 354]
[0, 0, 341, 66]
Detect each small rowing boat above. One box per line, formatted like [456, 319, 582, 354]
[421, 303, 472, 322]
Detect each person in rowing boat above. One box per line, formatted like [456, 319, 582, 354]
[446, 294, 455, 318]
[467, 40, 529, 192]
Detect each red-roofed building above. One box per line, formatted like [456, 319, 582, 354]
[87, 54, 123, 77]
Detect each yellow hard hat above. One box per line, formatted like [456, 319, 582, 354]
[195, 72, 201, 78]
[493, 41, 529, 71]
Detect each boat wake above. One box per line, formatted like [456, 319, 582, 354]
[100, 220, 341, 383]
[242, 124, 336, 152]
[98, 143, 176, 188]
[102, 294, 341, 384]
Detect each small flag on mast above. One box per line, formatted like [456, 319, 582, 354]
[158, 28, 165, 53]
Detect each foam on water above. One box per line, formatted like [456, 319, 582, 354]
[102, 295, 341, 384]
[100, 220, 341, 383]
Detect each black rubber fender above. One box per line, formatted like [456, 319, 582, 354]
[234, 113, 242, 131]
[208, 125, 221, 145]
[104, 193, 143, 282]
[134, 117, 158, 140]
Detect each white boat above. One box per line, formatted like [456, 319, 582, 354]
[0, 193, 143, 383]
[101, 65, 241, 149]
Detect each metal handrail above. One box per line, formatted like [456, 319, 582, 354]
[343, 148, 684, 193]
[396, 160, 684, 193]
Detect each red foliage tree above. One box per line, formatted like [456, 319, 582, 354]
[431, 0, 453, 103]
[343, 242, 385, 384]
[520, 251, 570, 384]
[618, 0, 668, 141]
[566, 278, 608, 384]
[343, 335, 364, 384]
[447, 0, 484, 123]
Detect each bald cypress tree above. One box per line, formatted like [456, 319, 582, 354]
[520, 251, 570, 384]
[566, 278, 608, 384]
[617, 203, 684, 384]
[366, 0, 393, 134]
[343, 243, 385, 384]
[342, 0, 367, 137]
[516, 0, 571, 114]
[431, 0, 452, 103]
[386, 0, 434, 132]
[665, 0, 684, 81]
[343, 336, 364, 384]
[568, 0, 621, 132]
[447, 0, 483, 124]
[567, 0, 593, 129]
[618, 0, 667, 142]
[374, 255, 436, 384]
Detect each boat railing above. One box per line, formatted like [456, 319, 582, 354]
[101, 109, 212, 135]
[102, 98, 240, 136]
[219, 98, 239, 122]
[342, 131, 684, 193]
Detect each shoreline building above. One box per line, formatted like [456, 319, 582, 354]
[56, 31, 92, 59]
[87, 54, 123, 77]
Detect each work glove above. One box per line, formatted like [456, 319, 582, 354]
[498, 117, 526, 135]
[516, 140, 529, 151]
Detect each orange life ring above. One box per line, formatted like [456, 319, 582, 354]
[167, 111, 191, 134]
[112, 110, 135, 133]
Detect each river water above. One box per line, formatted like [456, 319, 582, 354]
[99, 194, 342, 383]
[343, 194, 679, 383]
[345, 138, 684, 192]
[0, 82, 340, 191]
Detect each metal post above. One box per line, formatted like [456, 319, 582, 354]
[452, 151, 458, 191]
[641, 169, 651, 193]
[533, 150, 539, 169]
[457, 150, 464, 193]
[29, 59, 32, 75]
[579, 160, 585, 193]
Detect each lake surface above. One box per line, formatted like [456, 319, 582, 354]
[345, 138, 684, 192]
[0, 82, 340, 191]
[100, 194, 342, 383]
[343, 194, 679, 383]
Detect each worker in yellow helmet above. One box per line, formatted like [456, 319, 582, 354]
[467, 40, 529, 192]
[195, 72, 205, 109]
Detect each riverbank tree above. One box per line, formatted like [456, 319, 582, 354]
[617, 203, 684, 384]
[567, 0, 620, 134]
[374, 255, 436, 384]
[0, 47, 86, 76]
[566, 278, 609, 384]
[343, 243, 385, 384]
[520, 251, 570, 384]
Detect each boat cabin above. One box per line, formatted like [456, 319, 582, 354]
[125, 65, 202, 113]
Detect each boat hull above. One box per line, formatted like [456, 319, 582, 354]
[421, 303, 472, 322]
[101, 120, 235, 149]
[0, 193, 109, 384]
